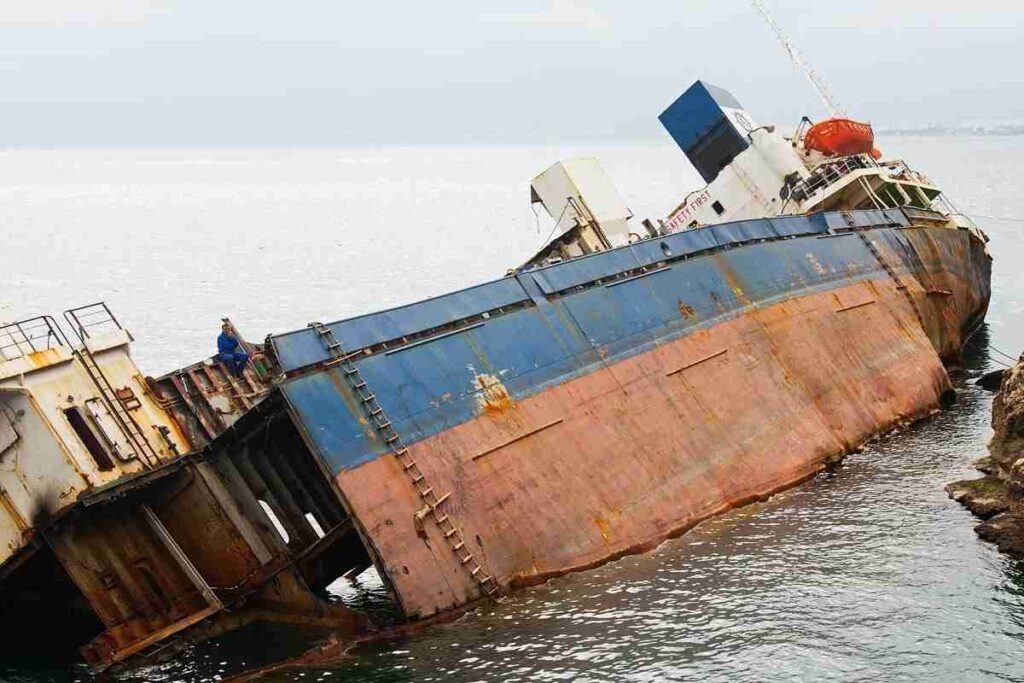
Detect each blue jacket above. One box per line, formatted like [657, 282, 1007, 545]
[217, 332, 240, 355]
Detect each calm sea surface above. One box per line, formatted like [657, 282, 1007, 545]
[2, 137, 1024, 682]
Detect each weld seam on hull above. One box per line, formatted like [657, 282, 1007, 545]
[383, 322, 486, 356]
[665, 348, 728, 376]
[604, 265, 672, 288]
[471, 418, 565, 461]
[835, 300, 876, 313]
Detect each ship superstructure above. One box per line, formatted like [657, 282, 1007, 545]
[658, 81, 972, 234]
[526, 81, 986, 270]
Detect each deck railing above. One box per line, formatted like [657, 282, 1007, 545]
[0, 316, 67, 360]
[792, 154, 939, 208]
[791, 154, 874, 201]
[63, 302, 123, 343]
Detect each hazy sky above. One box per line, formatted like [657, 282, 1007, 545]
[1, 0, 1021, 146]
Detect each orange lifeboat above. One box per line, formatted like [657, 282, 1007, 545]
[803, 118, 879, 158]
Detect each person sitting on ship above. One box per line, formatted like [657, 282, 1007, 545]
[217, 323, 249, 377]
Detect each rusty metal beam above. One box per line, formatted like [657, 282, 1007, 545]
[231, 444, 306, 548]
[141, 504, 222, 610]
[103, 605, 219, 667]
[265, 442, 334, 533]
[248, 445, 319, 548]
[212, 454, 288, 554]
[192, 462, 274, 566]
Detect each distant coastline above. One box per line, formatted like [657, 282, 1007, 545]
[877, 124, 1024, 137]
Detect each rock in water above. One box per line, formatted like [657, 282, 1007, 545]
[948, 355, 1024, 556]
[976, 369, 1006, 392]
[990, 361, 1024, 469]
[946, 476, 1010, 519]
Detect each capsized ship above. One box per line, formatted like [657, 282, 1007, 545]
[0, 81, 991, 669]
[263, 83, 990, 617]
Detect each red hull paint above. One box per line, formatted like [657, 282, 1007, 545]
[336, 269, 967, 617]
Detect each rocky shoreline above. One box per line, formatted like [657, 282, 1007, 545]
[947, 354, 1024, 556]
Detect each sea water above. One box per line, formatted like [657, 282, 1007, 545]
[2, 136, 1023, 682]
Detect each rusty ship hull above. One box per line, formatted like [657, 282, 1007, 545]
[0, 214, 991, 670]
[267, 209, 990, 618]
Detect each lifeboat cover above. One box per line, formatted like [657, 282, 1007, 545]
[804, 118, 875, 157]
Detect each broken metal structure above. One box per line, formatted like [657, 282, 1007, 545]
[525, 157, 650, 269]
[0, 305, 375, 669]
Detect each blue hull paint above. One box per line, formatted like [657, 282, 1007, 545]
[271, 210, 972, 476]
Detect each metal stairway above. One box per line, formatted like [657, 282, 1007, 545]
[731, 160, 773, 214]
[308, 321, 501, 600]
[74, 346, 161, 468]
[63, 303, 161, 469]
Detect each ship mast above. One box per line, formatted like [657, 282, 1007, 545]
[750, 0, 845, 117]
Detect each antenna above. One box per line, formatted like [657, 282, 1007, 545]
[750, 0, 845, 117]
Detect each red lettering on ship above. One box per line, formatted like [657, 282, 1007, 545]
[665, 189, 712, 231]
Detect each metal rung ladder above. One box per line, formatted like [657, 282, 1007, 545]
[308, 321, 502, 600]
[852, 228, 927, 331]
[74, 347, 160, 468]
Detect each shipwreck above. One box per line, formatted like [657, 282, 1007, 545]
[0, 80, 992, 671]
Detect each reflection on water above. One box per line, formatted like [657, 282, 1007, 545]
[2, 136, 1023, 681]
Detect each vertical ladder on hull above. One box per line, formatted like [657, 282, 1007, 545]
[74, 347, 161, 468]
[308, 321, 502, 601]
[731, 161, 773, 214]
[847, 223, 927, 331]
